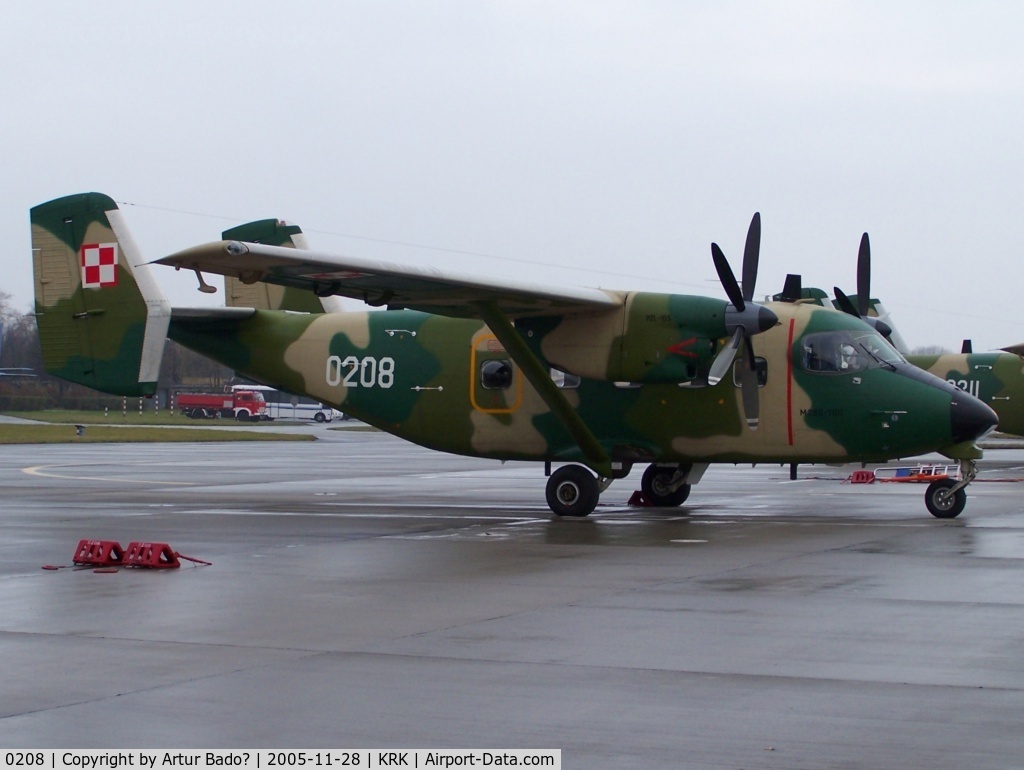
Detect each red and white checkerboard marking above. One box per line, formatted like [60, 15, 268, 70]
[80, 243, 119, 288]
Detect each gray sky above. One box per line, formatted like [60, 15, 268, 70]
[3, 1, 1022, 351]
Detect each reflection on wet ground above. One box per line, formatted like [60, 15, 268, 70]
[3, 435, 1024, 766]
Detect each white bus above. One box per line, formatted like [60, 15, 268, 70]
[231, 385, 345, 423]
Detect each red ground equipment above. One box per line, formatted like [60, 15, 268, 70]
[72, 539, 125, 566]
[176, 389, 268, 421]
[122, 541, 181, 569]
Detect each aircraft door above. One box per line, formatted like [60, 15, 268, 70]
[470, 332, 522, 414]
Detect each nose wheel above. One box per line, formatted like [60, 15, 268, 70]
[924, 460, 976, 519]
[641, 464, 692, 507]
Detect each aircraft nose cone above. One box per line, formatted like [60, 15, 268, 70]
[951, 393, 999, 443]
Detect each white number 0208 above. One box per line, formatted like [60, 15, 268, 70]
[326, 355, 396, 389]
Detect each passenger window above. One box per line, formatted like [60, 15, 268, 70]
[481, 359, 514, 390]
[732, 357, 768, 387]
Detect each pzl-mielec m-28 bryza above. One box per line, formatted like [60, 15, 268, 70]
[31, 193, 997, 518]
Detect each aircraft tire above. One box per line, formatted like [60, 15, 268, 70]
[641, 465, 691, 507]
[925, 478, 967, 518]
[546, 465, 599, 517]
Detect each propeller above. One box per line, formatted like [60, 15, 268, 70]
[856, 231, 871, 317]
[833, 232, 892, 338]
[708, 212, 779, 430]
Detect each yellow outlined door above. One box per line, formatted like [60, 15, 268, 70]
[470, 331, 522, 414]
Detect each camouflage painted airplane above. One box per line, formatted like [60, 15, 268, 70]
[31, 192, 998, 519]
[905, 340, 1024, 438]
[779, 233, 1024, 438]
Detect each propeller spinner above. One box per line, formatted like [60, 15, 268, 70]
[708, 212, 779, 430]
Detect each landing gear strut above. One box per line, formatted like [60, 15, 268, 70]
[925, 460, 977, 519]
[641, 464, 692, 507]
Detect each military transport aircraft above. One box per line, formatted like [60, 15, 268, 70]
[780, 233, 1024, 438]
[233, 219, 1024, 442]
[31, 192, 998, 518]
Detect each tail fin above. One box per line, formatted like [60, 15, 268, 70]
[31, 192, 170, 396]
[221, 219, 341, 313]
[221, 219, 319, 312]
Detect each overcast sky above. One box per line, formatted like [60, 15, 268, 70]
[3, 1, 1022, 352]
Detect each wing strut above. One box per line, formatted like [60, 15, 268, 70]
[475, 301, 615, 478]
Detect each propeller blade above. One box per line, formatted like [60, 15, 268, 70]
[857, 232, 871, 317]
[712, 243, 745, 312]
[708, 327, 743, 386]
[833, 286, 860, 318]
[742, 212, 761, 302]
[739, 335, 760, 430]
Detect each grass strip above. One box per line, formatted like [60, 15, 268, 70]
[0, 424, 315, 444]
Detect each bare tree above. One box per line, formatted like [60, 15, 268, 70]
[0, 291, 232, 411]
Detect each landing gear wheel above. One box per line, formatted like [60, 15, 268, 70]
[546, 465, 600, 517]
[925, 478, 967, 519]
[641, 465, 691, 507]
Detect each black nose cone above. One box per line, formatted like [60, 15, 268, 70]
[951, 393, 999, 443]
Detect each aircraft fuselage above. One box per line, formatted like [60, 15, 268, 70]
[169, 299, 985, 468]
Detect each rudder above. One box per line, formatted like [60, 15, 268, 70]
[31, 192, 170, 396]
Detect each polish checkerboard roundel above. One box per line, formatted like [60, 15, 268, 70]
[80, 243, 118, 288]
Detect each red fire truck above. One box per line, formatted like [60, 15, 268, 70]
[176, 389, 269, 421]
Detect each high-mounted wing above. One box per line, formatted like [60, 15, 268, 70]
[155, 241, 622, 319]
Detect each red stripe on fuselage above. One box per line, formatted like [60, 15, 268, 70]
[787, 318, 795, 445]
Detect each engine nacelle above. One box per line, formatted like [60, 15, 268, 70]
[517, 293, 729, 384]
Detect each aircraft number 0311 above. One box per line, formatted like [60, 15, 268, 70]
[326, 355, 395, 389]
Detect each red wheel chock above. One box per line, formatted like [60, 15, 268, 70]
[123, 541, 181, 569]
[846, 470, 876, 484]
[73, 539, 125, 567]
[628, 490, 654, 507]
[56, 540, 210, 571]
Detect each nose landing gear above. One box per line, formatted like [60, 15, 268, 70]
[925, 460, 977, 519]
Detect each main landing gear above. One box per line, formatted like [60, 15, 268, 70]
[545, 465, 610, 517]
[924, 460, 977, 519]
[545, 462, 700, 517]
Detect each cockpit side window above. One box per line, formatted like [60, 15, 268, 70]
[803, 333, 848, 373]
[801, 330, 905, 375]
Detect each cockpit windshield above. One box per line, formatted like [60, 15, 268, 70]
[801, 330, 905, 374]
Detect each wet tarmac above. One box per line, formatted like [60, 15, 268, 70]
[2, 428, 1024, 768]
